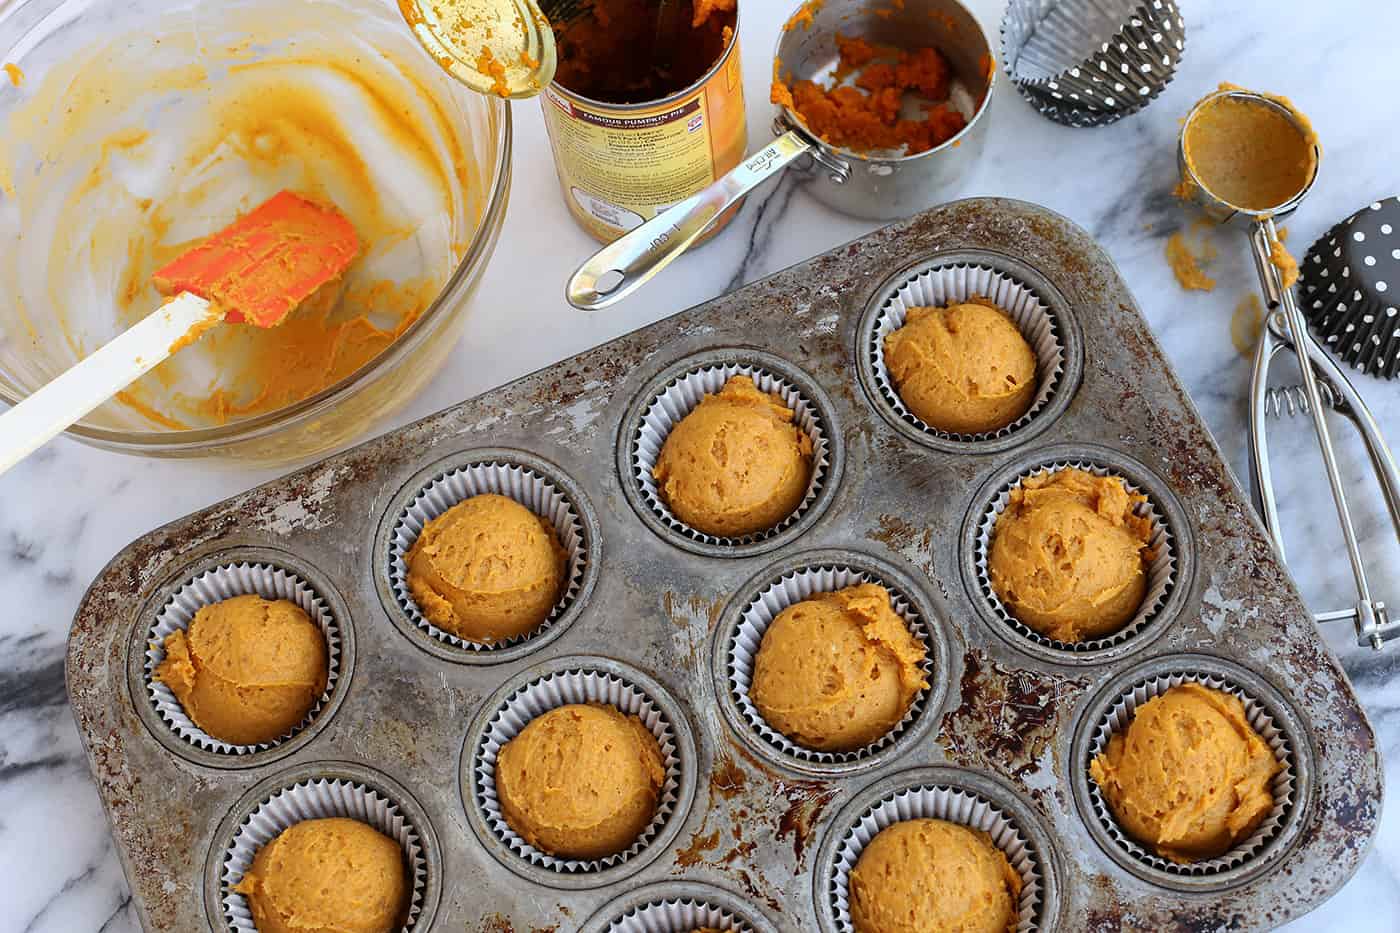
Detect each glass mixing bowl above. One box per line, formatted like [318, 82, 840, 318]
[0, 0, 511, 464]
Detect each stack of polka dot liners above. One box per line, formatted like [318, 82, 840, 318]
[1300, 196, 1400, 379]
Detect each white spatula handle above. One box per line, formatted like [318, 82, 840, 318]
[0, 292, 215, 473]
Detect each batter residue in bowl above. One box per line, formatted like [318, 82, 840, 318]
[551, 0, 737, 104]
[1182, 83, 1318, 213]
[0, 1, 481, 431]
[771, 35, 966, 155]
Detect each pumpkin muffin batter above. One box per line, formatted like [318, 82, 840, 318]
[750, 583, 928, 752]
[405, 493, 568, 644]
[988, 468, 1154, 643]
[849, 819, 1021, 933]
[653, 375, 814, 537]
[1090, 683, 1281, 863]
[154, 594, 327, 746]
[884, 300, 1038, 433]
[235, 817, 407, 933]
[497, 703, 666, 859]
[1183, 84, 1318, 213]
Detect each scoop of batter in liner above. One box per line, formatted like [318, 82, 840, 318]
[1090, 682, 1281, 863]
[653, 375, 814, 537]
[405, 493, 567, 644]
[849, 818, 1021, 933]
[234, 817, 407, 933]
[496, 703, 666, 860]
[750, 582, 928, 752]
[884, 299, 1039, 434]
[155, 593, 327, 746]
[987, 468, 1154, 643]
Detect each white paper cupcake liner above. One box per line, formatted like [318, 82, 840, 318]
[827, 784, 1043, 933]
[974, 460, 1176, 652]
[219, 778, 428, 932]
[143, 562, 341, 755]
[727, 565, 933, 765]
[870, 263, 1064, 444]
[631, 363, 831, 547]
[471, 669, 683, 873]
[603, 898, 756, 933]
[1086, 672, 1296, 876]
[387, 460, 588, 650]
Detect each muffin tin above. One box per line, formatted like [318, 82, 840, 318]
[68, 198, 1380, 931]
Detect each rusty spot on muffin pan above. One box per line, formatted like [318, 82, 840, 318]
[939, 649, 1087, 779]
[67, 199, 1379, 931]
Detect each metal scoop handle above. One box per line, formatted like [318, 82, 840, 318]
[567, 131, 813, 311]
[1246, 218, 1400, 647]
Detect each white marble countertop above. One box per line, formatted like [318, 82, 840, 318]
[4, 0, 1400, 930]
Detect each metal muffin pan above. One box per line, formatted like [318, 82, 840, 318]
[68, 198, 1380, 931]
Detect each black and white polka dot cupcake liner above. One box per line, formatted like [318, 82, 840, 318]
[208, 766, 438, 933]
[857, 255, 1080, 453]
[815, 768, 1057, 933]
[961, 446, 1191, 664]
[139, 560, 345, 760]
[580, 881, 779, 933]
[714, 551, 949, 775]
[618, 350, 842, 558]
[1071, 656, 1308, 890]
[1300, 196, 1400, 378]
[462, 658, 697, 889]
[1001, 0, 1186, 128]
[376, 450, 598, 664]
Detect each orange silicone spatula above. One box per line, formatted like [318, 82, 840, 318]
[0, 191, 359, 472]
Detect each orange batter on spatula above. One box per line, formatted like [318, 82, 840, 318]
[153, 190, 360, 330]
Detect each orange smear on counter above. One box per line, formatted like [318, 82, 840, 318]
[1165, 221, 1218, 292]
[152, 190, 360, 329]
[476, 45, 510, 97]
[772, 35, 965, 154]
[2, 63, 22, 87]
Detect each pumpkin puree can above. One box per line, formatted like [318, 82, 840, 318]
[540, 10, 747, 244]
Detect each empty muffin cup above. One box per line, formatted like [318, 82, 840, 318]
[858, 253, 1081, 453]
[380, 450, 597, 663]
[140, 558, 345, 760]
[965, 446, 1186, 661]
[210, 766, 436, 933]
[463, 657, 697, 889]
[1074, 657, 1303, 889]
[621, 350, 841, 556]
[716, 551, 948, 774]
[580, 881, 780, 933]
[816, 768, 1053, 933]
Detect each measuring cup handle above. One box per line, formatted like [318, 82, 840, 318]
[566, 131, 812, 312]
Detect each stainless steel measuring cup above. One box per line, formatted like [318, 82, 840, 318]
[1180, 88, 1400, 647]
[566, 0, 995, 311]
